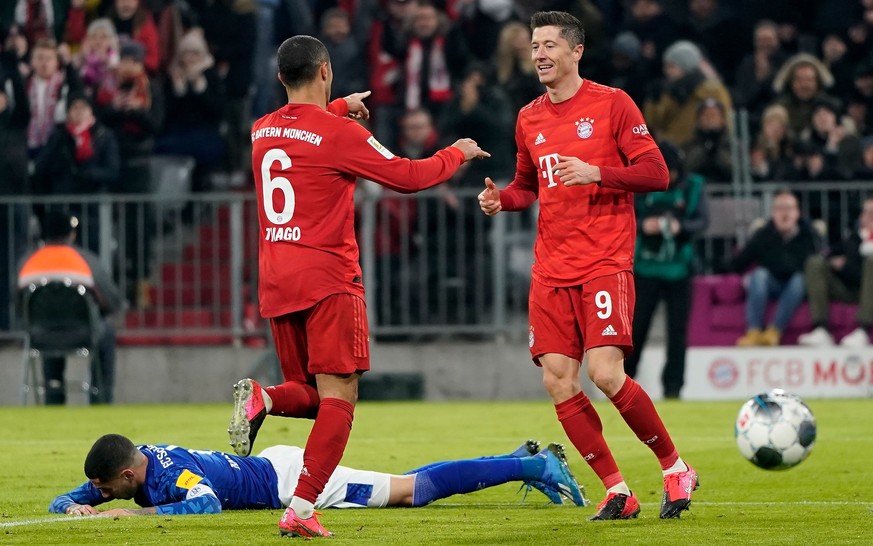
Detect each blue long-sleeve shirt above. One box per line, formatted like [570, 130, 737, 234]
[49, 444, 282, 515]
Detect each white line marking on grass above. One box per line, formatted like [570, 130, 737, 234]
[0, 517, 92, 528]
[3, 501, 870, 526]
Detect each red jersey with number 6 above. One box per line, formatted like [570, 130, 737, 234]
[251, 99, 465, 317]
[501, 80, 664, 287]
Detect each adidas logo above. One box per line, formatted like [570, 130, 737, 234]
[601, 325, 618, 336]
[534, 133, 546, 145]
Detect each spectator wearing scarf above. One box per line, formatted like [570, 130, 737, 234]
[75, 18, 120, 94]
[397, 3, 468, 119]
[26, 37, 82, 155]
[31, 94, 120, 252]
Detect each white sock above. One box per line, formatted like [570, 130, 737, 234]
[261, 388, 273, 413]
[662, 457, 688, 477]
[289, 497, 314, 519]
[606, 481, 631, 496]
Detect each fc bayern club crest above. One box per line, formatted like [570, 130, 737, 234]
[575, 117, 594, 139]
[528, 326, 535, 348]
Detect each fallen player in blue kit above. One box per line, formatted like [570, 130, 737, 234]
[51, 435, 587, 524]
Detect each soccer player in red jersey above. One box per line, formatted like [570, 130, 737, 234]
[478, 11, 699, 520]
[233, 35, 489, 538]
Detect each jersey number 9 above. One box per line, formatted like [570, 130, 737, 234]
[595, 290, 612, 319]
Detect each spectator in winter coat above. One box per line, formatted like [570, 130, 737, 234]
[730, 189, 821, 347]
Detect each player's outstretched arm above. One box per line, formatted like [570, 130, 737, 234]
[98, 495, 222, 517]
[49, 482, 106, 515]
[99, 507, 159, 516]
[337, 124, 489, 194]
[478, 177, 502, 216]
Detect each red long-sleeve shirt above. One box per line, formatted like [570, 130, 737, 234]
[251, 98, 464, 317]
[499, 80, 669, 287]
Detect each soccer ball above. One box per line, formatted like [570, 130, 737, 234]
[734, 389, 817, 470]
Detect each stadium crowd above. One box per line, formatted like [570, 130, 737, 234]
[2, 0, 872, 198]
[2, 0, 873, 344]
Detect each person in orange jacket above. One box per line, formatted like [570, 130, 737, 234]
[18, 210, 123, 404]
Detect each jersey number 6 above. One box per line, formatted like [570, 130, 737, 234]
[261, 148, 295, 225]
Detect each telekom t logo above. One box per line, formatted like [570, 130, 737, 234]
[538, 153, 560, 188]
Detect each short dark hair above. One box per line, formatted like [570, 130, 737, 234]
[41, 209, 77, 241]
[277, 35, 330, 88]
[84, 434, 138, 482]
[67, 91, 93, 112]
[530, 11, 585, 47]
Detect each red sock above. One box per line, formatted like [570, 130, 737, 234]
[609, 376, 678, 470]
[266, 382, 320, 418]
[555, 391, 623, 488]
[292, 397, 355, 503]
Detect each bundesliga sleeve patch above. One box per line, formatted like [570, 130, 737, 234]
[175, 469, 203, 490]
[367, 136, 395, 160]
[185, 483, 216, 499]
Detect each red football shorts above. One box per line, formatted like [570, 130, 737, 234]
[270, 293, 370, 382]
[528, 271, 635, 364]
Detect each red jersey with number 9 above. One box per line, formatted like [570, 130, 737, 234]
[251, 99, 465, 317]
[502, 80, 662, 287]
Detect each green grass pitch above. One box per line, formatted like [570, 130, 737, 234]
[1, 398, 871, 545]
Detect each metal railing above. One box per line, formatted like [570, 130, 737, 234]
[0, 179, 867, 343]
[357, 185, 534, 338]
[0, 188, 534, 342]
[3, 107, 866, 342]
[0, 193, 259, 343]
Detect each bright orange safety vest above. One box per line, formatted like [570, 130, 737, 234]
[18, 245, 95, 289]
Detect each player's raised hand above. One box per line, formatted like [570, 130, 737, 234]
[343, 90, 371, 120]
[451, 138, 491, 162]
[554, 155, 601, 186]
[478, 177, 502, 216]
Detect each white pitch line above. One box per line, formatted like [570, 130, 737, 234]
[0, 517, 89, 528]
[2, 500, 870, 527]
